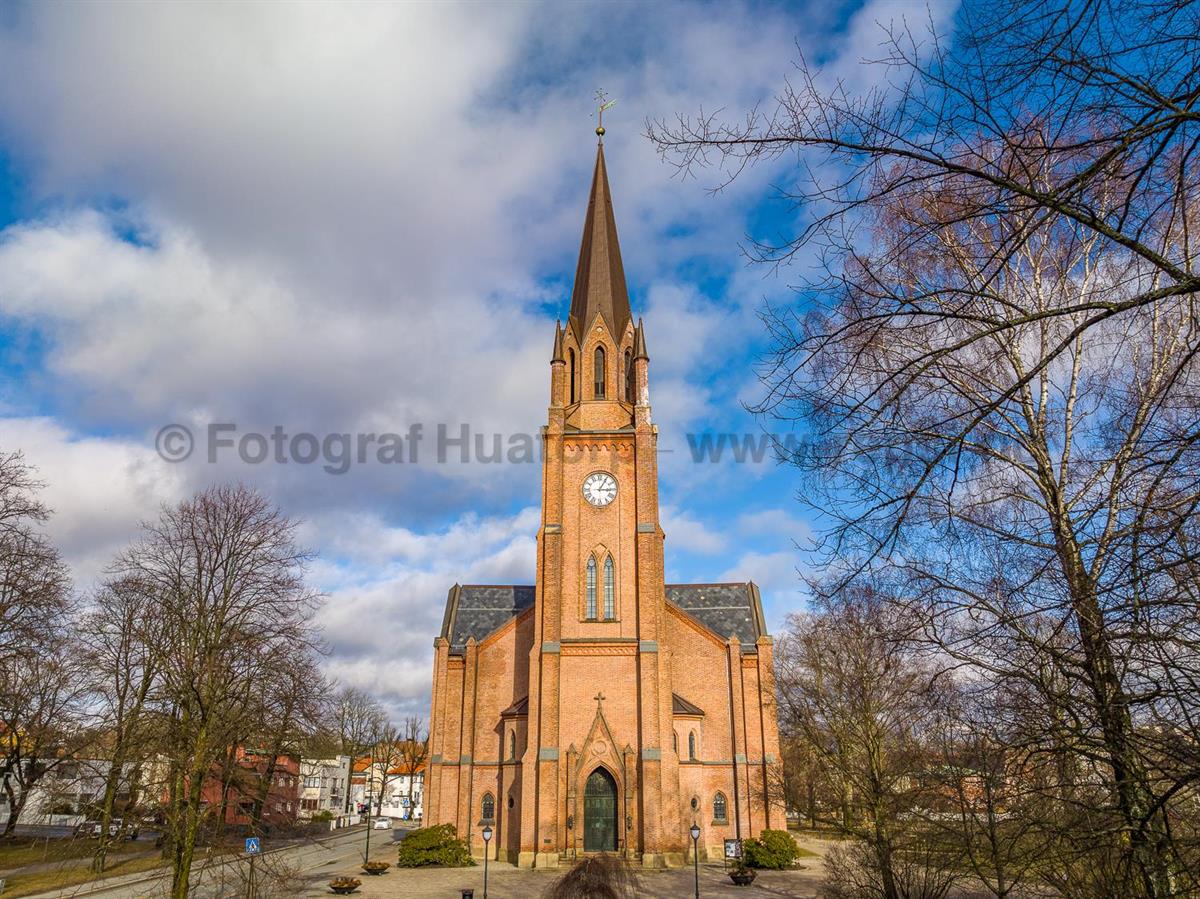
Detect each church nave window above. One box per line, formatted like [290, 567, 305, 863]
[603, 555, 615, 619]
[713, 792, 728, 823]
[594, 346, 606, 398]
[568, 348, 576, 403]
[624, 349, 633, 403]
[481, 792, 495, 822]
[688, 731, 697, 760]
[586, 556, 597, 619]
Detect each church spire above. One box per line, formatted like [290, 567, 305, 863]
[567, 141, 632, 344]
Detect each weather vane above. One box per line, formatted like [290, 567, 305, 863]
[594, 89, 616, 137]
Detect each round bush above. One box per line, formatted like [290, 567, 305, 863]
[396, 823, 475, 868]
[743, 829, 801, 869]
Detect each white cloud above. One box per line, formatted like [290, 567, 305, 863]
[0, 0, 948, 717]
[0, 417, 189, 586]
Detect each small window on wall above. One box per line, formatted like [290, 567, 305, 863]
[688, 731, 697, 760]
[673, 731, 678, 755]
[594, 346, 606, 398]
[603, 556, 615, 619]
[481, 792, 495, 822]
[586, 556, 597, 619]
[713, 792, 728, 823]
[509, 731, 517, 760]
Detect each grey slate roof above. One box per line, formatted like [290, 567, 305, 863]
[666, 583, 765, 651]
[438, 582, 765, 655]
[440, 585, 536, 653]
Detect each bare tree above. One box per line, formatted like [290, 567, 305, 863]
[244, 646, 328, 834]
[775, 591, 950, 899]
[397, 715, 428, 815]
[112, 484, 319, 899]
[0, 648, 87, 837]
[0, 451, 70, 666]
[0, 451, 79, 839]
[79, 576, 164, 871]
[332, 686, 383, 815]
[650, 8, 1200, 894]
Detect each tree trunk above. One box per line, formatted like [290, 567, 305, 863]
[92, 750, 127, 873]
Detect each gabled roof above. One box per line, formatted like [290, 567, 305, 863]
[500, 696, 529, 717]
[440, 585, 536, 654]
[666, 583, 766, 651]
[436, 582, 767, 655]
[567, 141, 632, 343]
[672, 693, 705, 717]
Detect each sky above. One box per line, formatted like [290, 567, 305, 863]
[0, 0, 956, 718]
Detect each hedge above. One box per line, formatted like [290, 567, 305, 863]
[396, 823, 475, 868]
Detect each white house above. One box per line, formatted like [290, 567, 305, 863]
[298, 756, 351, 820]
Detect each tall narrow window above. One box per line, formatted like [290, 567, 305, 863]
[624, 349, 634, 403]
[568, 348, 576, 403]
[603, 556, 614, 619]
[509, 731, 517, 761]
[688, 731, 697, 760]
[481, 792, 495, 822]
[713, 792, 728, 822]
[586, 556, 597, 619]
[594, 346, 606, 398]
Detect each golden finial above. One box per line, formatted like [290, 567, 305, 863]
[594, 89, 616, 137]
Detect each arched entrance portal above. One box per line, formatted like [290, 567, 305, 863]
[583, 767, 618, 852]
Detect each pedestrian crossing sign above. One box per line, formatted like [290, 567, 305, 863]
[245, 837, 261, 855]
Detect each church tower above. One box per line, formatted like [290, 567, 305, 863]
[425, 132, 785, 869]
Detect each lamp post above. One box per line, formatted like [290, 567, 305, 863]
[481, 824, 493, 899]
[690, 823, 701, 898]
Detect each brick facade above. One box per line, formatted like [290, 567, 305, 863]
[425, 139, 785, 868]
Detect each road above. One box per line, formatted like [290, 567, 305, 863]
[22, 824, 407, 899]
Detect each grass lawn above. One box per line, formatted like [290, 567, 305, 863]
[0, 853, 167, 898]
[0, 837, 144, 870]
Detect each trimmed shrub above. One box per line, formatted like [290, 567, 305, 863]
[311, 810, 334, 823]
[396, 823, 474, 868]
[743, 829, 801, 869]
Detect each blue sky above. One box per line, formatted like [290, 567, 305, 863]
[0, 0, 955, 715]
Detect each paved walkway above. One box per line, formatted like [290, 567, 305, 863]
[298, 856, 828, 898]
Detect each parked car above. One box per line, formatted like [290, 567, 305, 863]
[78, 818, 139, 839]
[372, 818, 391, 830]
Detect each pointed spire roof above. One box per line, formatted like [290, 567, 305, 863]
[633, 317, 648, 360]
[568, 141, 632, 344]
[551, 319, 565, 363]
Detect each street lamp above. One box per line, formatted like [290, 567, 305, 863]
[690, 822, 701, 898]
[481, 824, 493, 899]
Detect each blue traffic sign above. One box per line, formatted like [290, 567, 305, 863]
[245, 837, 261, 855]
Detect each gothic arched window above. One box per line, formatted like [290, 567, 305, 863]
[688, 731, 697, 760]
[624, 349, 634, 403]
[673, 731, 679, 755]
[481, 792, 495, 822]
[509, 731, 517, 760]
[586, 556, 597, 619]
[603, 556, 615, 619]
[714, 792, 728, 822]
[594, 346, 606, 398]
[568, 348, 576, 403]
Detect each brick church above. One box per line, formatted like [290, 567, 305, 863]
[425, 134, 784, 868]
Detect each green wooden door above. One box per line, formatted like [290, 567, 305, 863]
[583, 768, 617, 852]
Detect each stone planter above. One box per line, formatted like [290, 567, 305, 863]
[362, 861, 391, 875]
[729, 868, 757, 886]
[329, 877, 362, 894]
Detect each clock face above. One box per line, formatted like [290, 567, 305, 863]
[582, 472, 618, 507]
